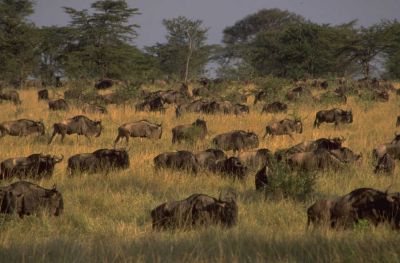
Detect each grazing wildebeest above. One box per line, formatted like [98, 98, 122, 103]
[287, 149, 345, 172]
[154, 151, 200, 173]
[313, 108, 353, 128]
[263, 119, 303, 139]
[172, 119, 207, 144]
[82, 104, 107, 114]
[286, 86, 312, 101]
[49, 99, 69, 111]
[253, 91, 267, 105]
[213, 130, 259, 152]
[195, 149, 227, 169]
[374, 153, 395, 175]
[274, 137, 344, 162]
[255, 165, 270, 191]
[114, 120, 162, 146]
[49, 115, 102, 144]
[0, 181, 63, 217]
[261, 101, 288, 114]
[211, 157, 247, 180]
[0, 154, 63, 180]
[307, 198, 338, 227]
[0, 90, 21, 105]
[151, 193, 238, 230]
[135, 96, 165, 113]
[176, 99, 209, 117]
[330, 188, 400, 229]
[67, 148, 129, 175]
[37, 89, 49, 100]
[238, 148, 272, 169]
[95, 79, 113, 89]
[0, 119, 45, 138]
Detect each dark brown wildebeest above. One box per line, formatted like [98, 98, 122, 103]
[330, 188, 400, 229]
[212, 130, 259, 152]
[274, 137, 345, 162]
[49, 99, 69, 111]
[313, 108, 353, 128]
[263, 119, 303, 139]
[261, 101, 288, 114]
[255, 165, 270, 191]
[0, 119, 45, 138]
[82, 104, 107, 114]
[67, 148, 129, 176]
[114, 120, 162, 146]
[38, 89, 49, 100]
[211, 157, 247, 180]
[253, 91, 267, 105]
[48, 115, 102, 144]
[0, 90, 21, 105]
[0, 181, 63, 217]
[176, 99, 209, 117]
[154, 151, 200, 174]
[0, 154, 63, 180]
[195, 149, 227, 169]
[238, 148, 272, 169]
[287, 149, 345, 172]
[286, 86, 312, 101]
[172, 119, 207, 144]
[135, 96, 165, 113]
[95, 79, 113, 89]
[307, 198, 338, 227]
[374, 153, 395, 175]
[151, 192, 238, 230]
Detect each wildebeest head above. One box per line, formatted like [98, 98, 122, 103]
[374, 153, 395, 175]
[193, 119, 207, 129]
[45, 186, 64, 216]
[343, 110, 353, 124]
[95, 121, 102, 137]
[216, 190, 238, 227]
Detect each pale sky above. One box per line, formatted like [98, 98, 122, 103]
[30, 0, 400, 47]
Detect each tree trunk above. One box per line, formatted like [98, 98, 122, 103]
[184, 31, 193, 84]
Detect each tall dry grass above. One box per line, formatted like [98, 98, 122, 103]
[0, 88, 399, 262]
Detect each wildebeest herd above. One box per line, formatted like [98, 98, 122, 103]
[0, 78, 399, 231]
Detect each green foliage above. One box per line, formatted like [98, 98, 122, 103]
[265, 161, 317, 202]
[146, 16, 213, 82]
[254, 76, 290, 102]
[62, 0, 140, 80]
[0, 0, 39, 87]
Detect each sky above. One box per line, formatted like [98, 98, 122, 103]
[30, 0, 400, 48]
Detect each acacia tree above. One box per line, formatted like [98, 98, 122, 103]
[63, 0, 140, 80]
[0, 0, 39, 87]
[147, 16, 212, 82]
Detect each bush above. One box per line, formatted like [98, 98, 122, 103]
[265, 161, 317, 202]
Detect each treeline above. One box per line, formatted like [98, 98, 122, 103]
[0, 0, 399, 88]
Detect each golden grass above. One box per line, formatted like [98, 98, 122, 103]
[0, 88, 399, 262]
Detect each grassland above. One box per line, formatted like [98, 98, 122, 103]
[0, 87, 400, 262]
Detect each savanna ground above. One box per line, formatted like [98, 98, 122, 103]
[1, 84, 400, 262]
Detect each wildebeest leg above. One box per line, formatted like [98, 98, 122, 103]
[114, 135, 121, 148]
[61, 133, 66, 143]
[48, 130, 57, 144]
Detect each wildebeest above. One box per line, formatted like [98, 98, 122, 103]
[172, 119, 207, 144]
[0, 119, 45, 138]
[195, 149, 227, 169]
[287, 149, 345, 171]
[212, 130, 259, 152]
[49, 99, 69, 111]
[175, 99, 209, 117]
[211, 157, 247, 180]
[0, 181, 63, 217]
[328, 147, 362, 163]
[49, 115, 102, 144]
[238, 148, 272, 169]
[255, 165, 270, 191]
[374, 153, 395, 175]
[372, 136, 400, 160]
[263, 119, 303, 139]
[286, 86, 312, 101]
[0, 154, 63, 180]
[396, 116, 400, 127]
[67, 148, 129, 175]
[82, 104, 107, 114]
[373, 89, 389, 102]
[95, 79, 113, 89]
[151, 193, 238, 230]
[154, 151, 200, 173]
[37, 89, 49, 100]
[274, 137, 344, 162]
[114, 120, 162, 146]
[307, 198, 338, 227]
[261, 101, 288, 114]
[253, 91, 267, 105]
[330, 188, 400, 229]
[135, 96, 165, 113]
[0, 90, 21, 105]
[313, 108, 353, 128]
